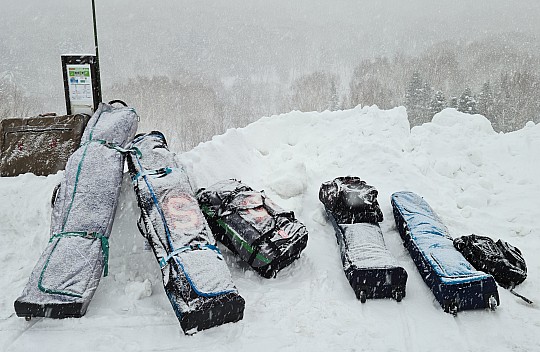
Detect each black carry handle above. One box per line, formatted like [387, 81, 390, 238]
[108, 99, 128, 107]
[51, 183, 61, 208]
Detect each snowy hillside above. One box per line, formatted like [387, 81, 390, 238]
[1, 106, 539, 351]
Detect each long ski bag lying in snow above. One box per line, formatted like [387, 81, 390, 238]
[391, 191, 499, 314]
[319, 177, 407, 302]
[196, 179, 308, 278]
[127, 132, 245, 334]
[15, 102, 139, 319]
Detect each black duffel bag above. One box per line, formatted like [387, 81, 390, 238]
[453, 234, 527, 289]
[196, 179, 308, 278]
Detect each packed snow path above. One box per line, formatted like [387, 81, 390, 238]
[1, 107, 539, 351]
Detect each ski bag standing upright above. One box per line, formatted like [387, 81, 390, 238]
[319, 177, 407, 302]
[391, 191, 499, 314]
[15, 102, 139, 319]
[127, 132, 245, 334]
[196, 179, 308, 278]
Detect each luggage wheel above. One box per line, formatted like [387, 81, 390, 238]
[488, 296, 498, 311]
[393, 289, 403, 303]
[359, 291, 367, 304]
[24, 316, 31, 321]
[444, 301, 458, 316]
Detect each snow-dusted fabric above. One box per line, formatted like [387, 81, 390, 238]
[340, 223, 400, 270]
[196, 179, 308, 278]
[320, 177, 407, 301]
[15, 103, 138, 317]
[128, 131, 244, 334]
[391, 191, 499, 312]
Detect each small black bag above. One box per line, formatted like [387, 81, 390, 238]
[319, 176, 383, 224]
[453, 234, 527, 288]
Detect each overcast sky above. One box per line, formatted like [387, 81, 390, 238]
[1, 0, 539, 112]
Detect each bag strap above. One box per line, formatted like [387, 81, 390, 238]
[37, 231, 109, 298]
[509, 286, 534, 304]
[131, 167, 175, 184]
[158, 243, 222, 268]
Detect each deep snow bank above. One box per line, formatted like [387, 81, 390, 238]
[1, 106, 539, 352]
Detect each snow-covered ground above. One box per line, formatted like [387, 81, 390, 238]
[1, 107, 539, 351]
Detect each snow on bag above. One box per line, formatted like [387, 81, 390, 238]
[319, 177, 407, 302]
[127, 131, 245, 334]
[14, 102, 139, 319]
[196, 179, 308, 278]
[391, 191, 500, 314]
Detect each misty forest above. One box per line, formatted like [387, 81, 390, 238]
[1, 1, 540, 151]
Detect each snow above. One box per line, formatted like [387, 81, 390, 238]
[1, 106, 539, 351]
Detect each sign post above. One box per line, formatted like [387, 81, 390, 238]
[61, 55, 102, 115]
[61, 0, 102, 116]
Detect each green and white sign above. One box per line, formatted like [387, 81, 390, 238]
[66, 64, 94, 114]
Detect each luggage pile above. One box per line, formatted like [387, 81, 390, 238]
[11, 102, 533, 331]
[196, 179, 309, 278]
[319, 177, 407, 302]
[127, 131, 245, 334]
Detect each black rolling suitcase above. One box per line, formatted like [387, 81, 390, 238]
[319, 177, 407, 302]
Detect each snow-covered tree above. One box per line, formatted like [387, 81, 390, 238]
[404, 72, 431, 126]
[430, 90, 446, 116]
[457, 88, 477, 114]
[328, 79, 340, 111]
[477, 82, 494, 117]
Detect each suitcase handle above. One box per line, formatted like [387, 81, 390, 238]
[38, 112, 58, 117]
[51, 183, 61, 208]
[108, 100, 128, 107]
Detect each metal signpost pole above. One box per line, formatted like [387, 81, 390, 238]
[91, 0, 102, 104]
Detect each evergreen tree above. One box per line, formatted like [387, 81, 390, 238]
[493, 73, 514, 132]
[457, 88, 478, 114]
[477, 81, 494, 117]
[405, 72, 431, 126]
[430, 90, 446, 116]
[328, 79, 340, 111]
[477, 81, 496, 128]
